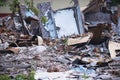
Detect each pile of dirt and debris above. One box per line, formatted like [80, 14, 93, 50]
[0, 25, 120, 80]
[0, 0, 120, 80]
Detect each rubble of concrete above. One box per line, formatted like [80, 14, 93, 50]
[0, 0, 120, 80]
[0, 24, 120, 79]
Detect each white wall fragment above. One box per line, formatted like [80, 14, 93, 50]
[54, 9, 79, 38]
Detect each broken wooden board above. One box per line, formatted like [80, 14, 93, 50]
[108, 41, 120, 59]
[67, 32, 93, 46]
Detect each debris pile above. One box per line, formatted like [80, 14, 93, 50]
[0, 25, 120, 79]
[0, 0, 120, 80]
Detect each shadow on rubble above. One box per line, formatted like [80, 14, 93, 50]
[88, 23, 111, 45]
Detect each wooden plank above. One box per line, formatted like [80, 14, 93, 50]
[67, 32, 92, 46]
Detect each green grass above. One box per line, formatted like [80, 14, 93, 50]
[0, 70, 35, 80]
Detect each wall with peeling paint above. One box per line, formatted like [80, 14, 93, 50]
[0, 0, 90, 14]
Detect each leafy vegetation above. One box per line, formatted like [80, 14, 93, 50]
[15, 74, 27, 80]
[27, 70, 35, 80]
[0, 74, 11, 80]
[24, 0, 39, 15]
[41, 16, 48, 25]
[0, 0, 39, 16]
[9, 0, 20, 12]
[0, 0, 7, 6]
[0, 70, 35, 80]
[81, 73, 90, 79]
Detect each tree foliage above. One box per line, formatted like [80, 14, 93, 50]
[24, 0, 39, 15]
[0, 0, 39, 15]
[0, 0, 7, 6]
[9, 0, 20, 12]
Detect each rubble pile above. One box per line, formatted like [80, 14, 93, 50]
[0, 1, 120, 80]
[0, 24, 120, 80]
